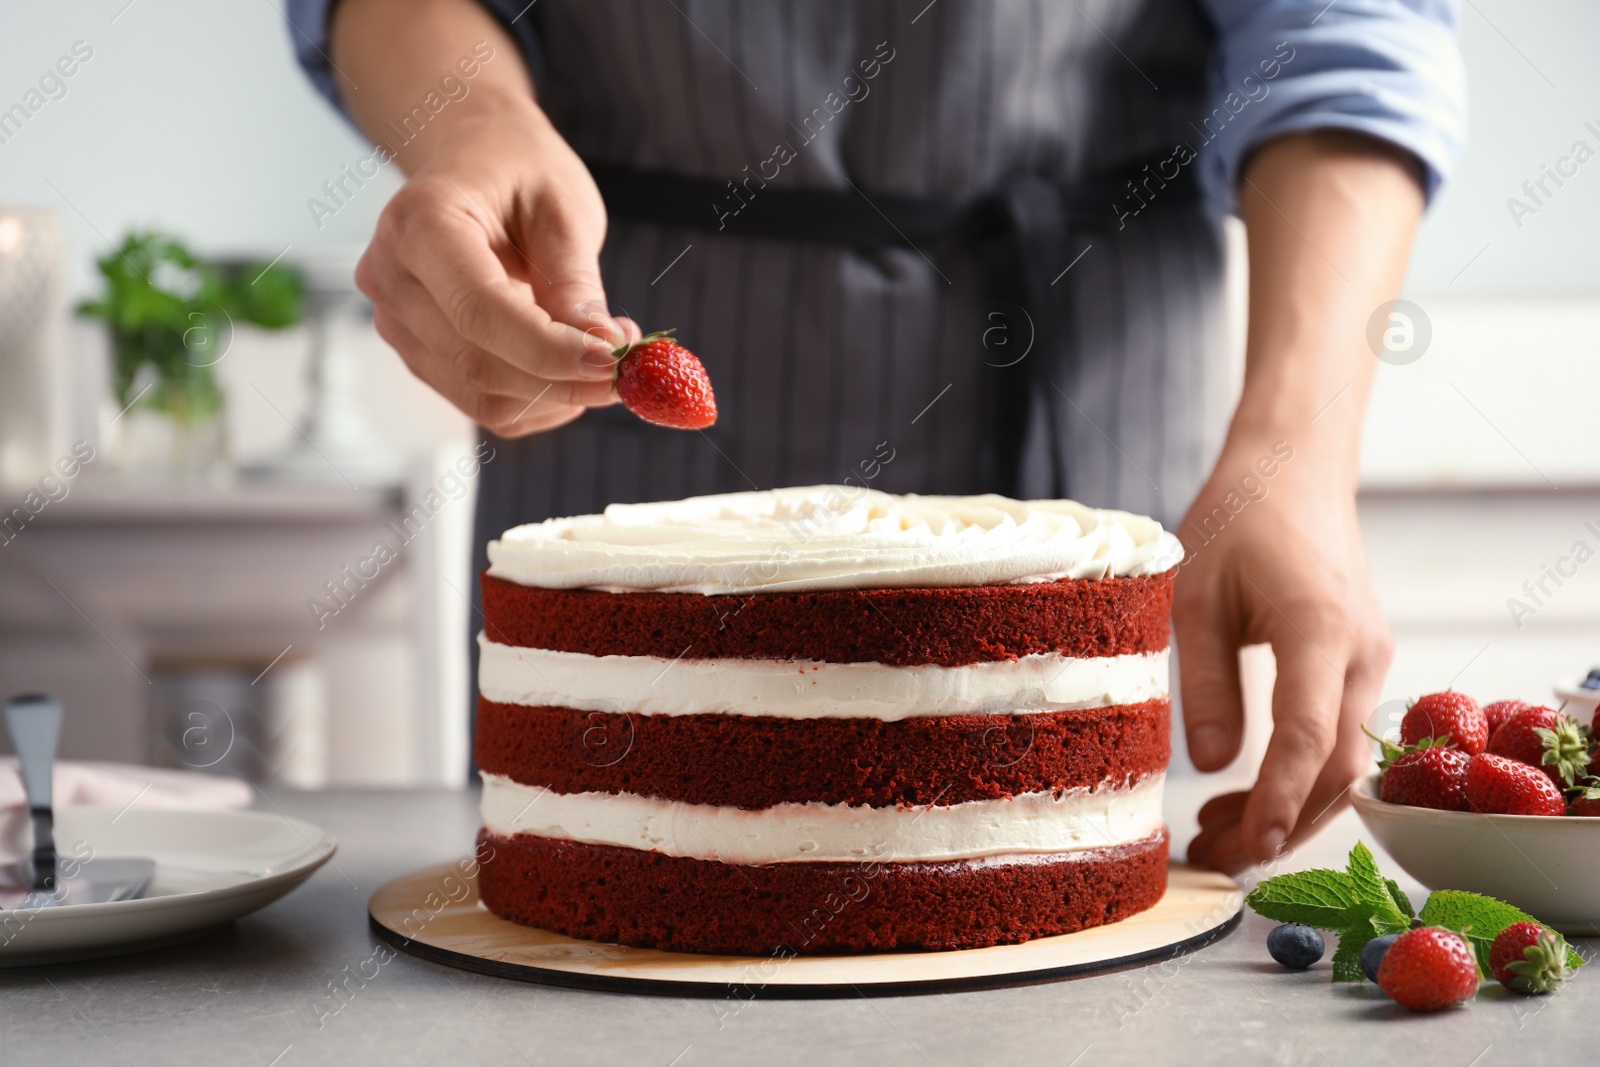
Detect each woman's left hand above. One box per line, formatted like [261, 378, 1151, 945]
[1175, 131, 1424, 873]
[1175, 433, 1393, 874]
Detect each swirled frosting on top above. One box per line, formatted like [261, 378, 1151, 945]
[487, 486, 1182, 595]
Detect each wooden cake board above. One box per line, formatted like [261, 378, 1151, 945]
[369, 862, 1243, 998]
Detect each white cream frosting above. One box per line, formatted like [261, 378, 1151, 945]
[478, 637, 1169, 720]
[487, 485, 1182, 594]
[479, 772, 1165, 865]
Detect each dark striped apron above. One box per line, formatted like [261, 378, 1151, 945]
[467, 0, 1235, 759]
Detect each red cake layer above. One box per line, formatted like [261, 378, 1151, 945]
[475, 828, 1169, 954]
[476, 697, 1169, 808]
[480, 571, 1173, 666]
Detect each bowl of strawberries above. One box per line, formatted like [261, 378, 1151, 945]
[1351, 688, 1600, 935]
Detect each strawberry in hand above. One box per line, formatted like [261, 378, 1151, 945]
[612, 330, 717, 430]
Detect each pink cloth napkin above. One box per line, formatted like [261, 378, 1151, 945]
[0, 759, 255, 864]
[0, 758, 253, 813]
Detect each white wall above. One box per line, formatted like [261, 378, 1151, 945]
[1409, 0, 1600, 298]
[0, 0, 394, 298]
[1374, 1, 1600, 491]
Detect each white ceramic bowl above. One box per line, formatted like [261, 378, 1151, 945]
[1350, 773, 1600, 935]
[1554, 679, 1600, 725]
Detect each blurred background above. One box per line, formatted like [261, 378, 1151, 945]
[0, 1, 1596, 807]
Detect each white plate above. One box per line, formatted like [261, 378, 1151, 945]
[0, 806, 334, 966]
[1350, 773, 1600, 935]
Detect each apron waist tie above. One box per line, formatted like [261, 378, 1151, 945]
[584, 158, 1200, 497]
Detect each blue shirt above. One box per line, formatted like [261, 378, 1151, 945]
[285, 0, 1465, 211]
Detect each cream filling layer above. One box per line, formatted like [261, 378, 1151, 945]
[477, 637, 1169, 720]
[488, 485, 1182, 594]
[479, 772, 1166, 864]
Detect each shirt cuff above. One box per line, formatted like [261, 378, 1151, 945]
[1196, 0, 1468, 213]
[285, 0, 350, 118]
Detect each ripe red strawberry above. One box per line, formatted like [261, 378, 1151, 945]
[1487, 707, 1590, 787]
[1569, 776, 1600, 816]
[612, 330, 717, 430]
[1488, 921, 1570, 994]
[1400, 691, 1488, 755]
[1377, 927, 1479, 1011]
[1483, 699, 1536, 739]
[1380, 747, 1471, 811]
[1569, 794, 1600, 817]
[1465, 753, 1566, 816]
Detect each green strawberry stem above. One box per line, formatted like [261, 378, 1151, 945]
[1362, 724, 1453, 773]
[1565, 773, 1600, 800]
[1534, 715, 1590, 788]
[609, 328, 676, 362]
[1507, 927, 1572, 993]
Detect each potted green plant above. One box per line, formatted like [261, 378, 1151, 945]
[77, 231, 304, 474]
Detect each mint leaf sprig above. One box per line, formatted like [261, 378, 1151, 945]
[1245, 842, 1583, 981]
[1246, 843, 1411, 981]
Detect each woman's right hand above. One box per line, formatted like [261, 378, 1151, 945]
[354, 89, 638, 437]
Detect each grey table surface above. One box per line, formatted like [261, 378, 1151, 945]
[0, 785, 1589, 1067]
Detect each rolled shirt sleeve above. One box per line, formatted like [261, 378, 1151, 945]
[285, 0, 347, 114]
[1196, 0, 1468, 211]
[283, 0, 543, 122]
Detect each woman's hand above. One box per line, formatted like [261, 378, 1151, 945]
[1175, 131, 1424, 873]
[333, 0, 635, 437]
[1177, 436, 1393, 873]
[356, 96, 636, 436]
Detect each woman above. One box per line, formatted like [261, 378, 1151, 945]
[288, 0, 1465, 872]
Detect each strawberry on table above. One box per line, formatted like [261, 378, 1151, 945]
[1486, 706, 1590, 787]
[1400, 691, 1488, 755]
[1483, 699, 1536, 739]
[1488, 921, 1571, 994]
[1377, 927, 1480, 1011]
[1465, 753, 1566, 816]
[611, 330, 717, 430]
[1380, 747, 1471, 811]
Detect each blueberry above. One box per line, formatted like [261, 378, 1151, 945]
[1359, 933, 1401, 983]
[1583, 667, 1600, 691]
[1267, 923, 1325, 970]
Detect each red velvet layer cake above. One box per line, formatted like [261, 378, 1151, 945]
[473, 486, 1182, 956]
